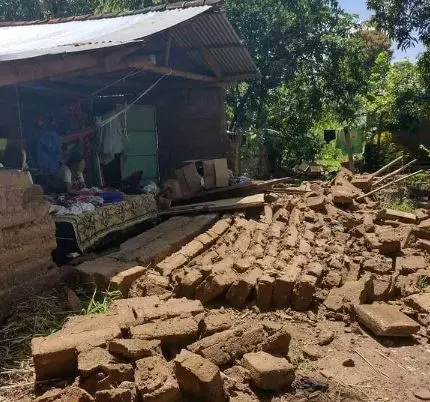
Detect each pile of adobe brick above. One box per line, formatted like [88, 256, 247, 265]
[0, 170, 56, 319]
[33, 296, 293, 401]
[33, 167, 430, 401]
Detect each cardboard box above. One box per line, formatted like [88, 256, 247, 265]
[213, 158, 229, 188]
[163, 179, 182, 200]
[202, 160, 216, 190]
[175, 163, 202, 195]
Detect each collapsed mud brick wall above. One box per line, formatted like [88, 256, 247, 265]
[0, 170, 57, 320]
[33, 167, 430, 401]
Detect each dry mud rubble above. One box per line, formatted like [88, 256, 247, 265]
[33, 169, 430, 401]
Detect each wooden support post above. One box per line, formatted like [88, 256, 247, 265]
[357, 170, 423, 200]
[372, 159, 417, 188]
[372, 155, 403, 177]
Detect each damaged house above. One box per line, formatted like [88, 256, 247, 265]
[0, 0, 258, 317]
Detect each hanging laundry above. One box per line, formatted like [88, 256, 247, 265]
[97, 110, 126, 165]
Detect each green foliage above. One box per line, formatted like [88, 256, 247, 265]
[417, 275, 430, 291]
[82, 287, 122, 315]
[382, 198, 415, 213]
[367, 0, 429, 49]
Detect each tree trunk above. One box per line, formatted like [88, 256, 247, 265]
[344, 127, 354, 172]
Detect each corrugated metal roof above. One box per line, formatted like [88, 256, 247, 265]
[0, 2, 259, 81]
[0, 7, 211, 62]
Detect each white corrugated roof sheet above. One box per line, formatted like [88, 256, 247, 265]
[0, 6, 211, 62]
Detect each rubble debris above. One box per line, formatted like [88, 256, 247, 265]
[134, 356, 181, 401]
[354, 304, 420, 337]
[174, 350, 225, 401]
[317, 330, 335, 346]
[29, 165, 430, 401]
[414, 389, 430, 401]
[36, 386, 94, 402]
[242, 351, 295, 391]
[404, 293, 430, 314]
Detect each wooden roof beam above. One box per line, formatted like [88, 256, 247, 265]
[186, 24, 223, 80]
[127, 57, 218, 83]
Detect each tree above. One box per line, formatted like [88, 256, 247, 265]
[367, 0, 429, 49]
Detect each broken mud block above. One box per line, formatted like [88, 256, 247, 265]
[272, 266, 301, 308]
[354, 304, 420, 337]
[261, 204, 273, 224]
[269, 222, 285, 239]
[306, 262, 324, 280]
[195, 267, 237, 304]
[397, 255, 427, 275]
[156, 253, 188, 277]
[306, 196, 326, 212]
[233, 256, 256, 273]
[256, 275, 275, 311]
[202, 310, 234, 336]
[405, 293, 430, 314]
[179, 239, 205, 260]
[35, 386, 94, 402]
[292, 274, 317, 311]
[95, 385, 136, 402]
[234, 231, 252, 254]
[417, 239, 430, 252]
[261, 327, 291, 357]
[78, 347, 134, 386]
[331, 186, 355, 205]
[371, 276, 392, 302]
[110, 265, 147, 296]
[175, 268, 204, 299]
[174, 350, 225, 402]
[135, 356, 181, 402]
[248, 243, 265, 258]
[32, 315, 123, 381]
[132, 297, 204, 322]
[226, 267, 262, 308]
[108, 339, 161, 360]
[187, 324, 267, 366]
[419, 218, 430, 230]
[362, 255, 393, 275]
[323, 271, 342, 289]
[210, 218, 232, 236]
[285, 225, 299, 248]
[273, 207, 289, 223]
[128, 272, 170, 298]
[324, 276, 373, 313]
[78, 347, 116, 377]
[379, 209, 417, 224]
[242, 351, 295, 391]
[131, 317, 200, 347]
[351, 175, 373, 192]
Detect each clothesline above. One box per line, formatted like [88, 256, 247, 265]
[96, 70, 172, 128]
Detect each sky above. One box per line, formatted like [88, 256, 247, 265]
[339, 0, 426, 61]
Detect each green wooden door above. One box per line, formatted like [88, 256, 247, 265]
[118, 105, 159, 185]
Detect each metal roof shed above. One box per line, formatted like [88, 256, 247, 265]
[0, 0, 259, 87]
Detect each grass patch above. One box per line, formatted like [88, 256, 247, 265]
[0, 286, 123, 401]
[81, 287, 122, 315]
[382, 198, 416, 213]
[417, 276, 430, 291]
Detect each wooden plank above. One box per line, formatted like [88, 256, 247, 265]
[160, 194, 265, 216]
[174, 178, 293, 205]
[0, 45, 141, 87]
[0, 54, 98, 86]
[128, 57, 218, 82]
